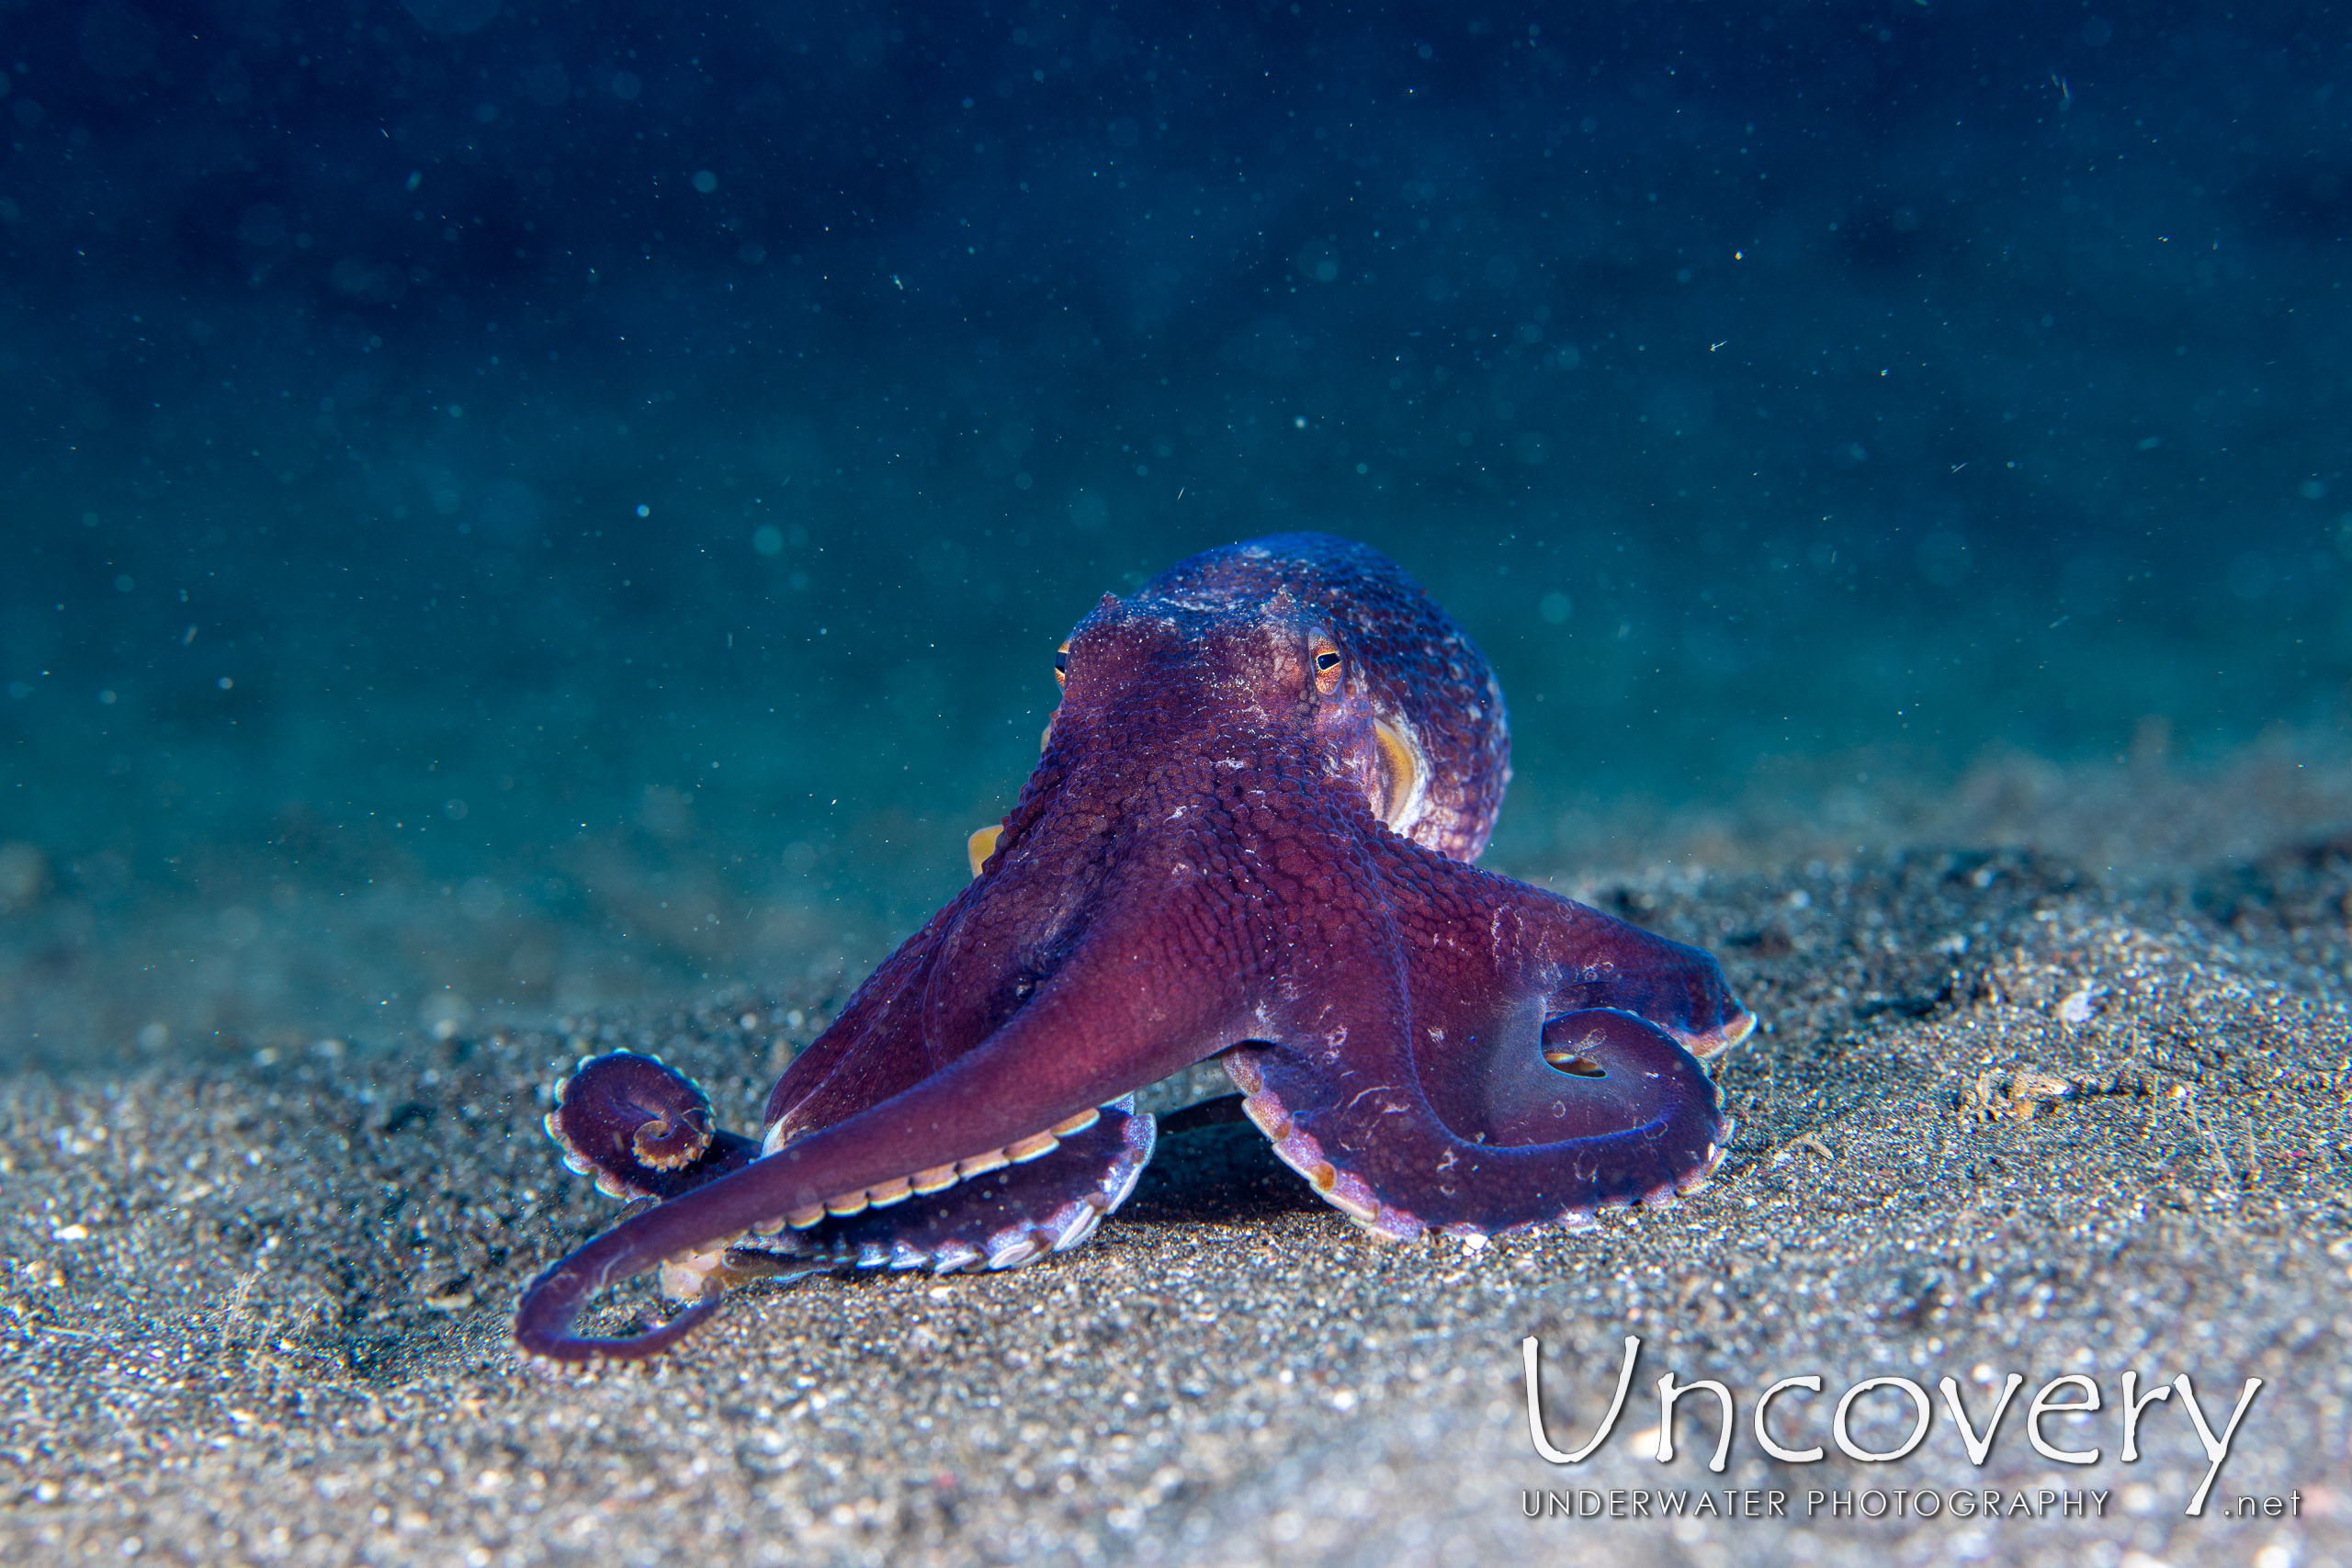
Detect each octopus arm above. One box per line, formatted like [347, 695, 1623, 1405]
[1221, 847, 1734, 1239]
[515, 928, 1231, 1361]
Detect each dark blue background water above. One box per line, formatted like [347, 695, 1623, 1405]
[3, 1, 2347, 1059]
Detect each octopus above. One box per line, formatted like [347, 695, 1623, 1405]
[514, 532, 1753, 1361]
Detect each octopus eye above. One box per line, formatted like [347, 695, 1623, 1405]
[1053, 643, 1069, 686]
[1311, 642, 1343, 695]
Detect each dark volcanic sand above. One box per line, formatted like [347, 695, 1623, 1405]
[5, 762, 2351, 1568]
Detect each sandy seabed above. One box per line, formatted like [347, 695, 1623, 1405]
[5, 761, 2350, 1568]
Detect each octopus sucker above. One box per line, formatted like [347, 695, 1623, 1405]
[1238, 1092, 1293, 1141]
[1005, 1131, 1059, 1163]
[930, 1240, 984, 1273]
[987, 1233, 1048, 1269]
[514, 534, 1751, 1363]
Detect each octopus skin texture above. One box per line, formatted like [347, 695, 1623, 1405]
[514, 532, 1754, 1361]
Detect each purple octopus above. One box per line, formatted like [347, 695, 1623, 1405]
[514, 533, 1752, 1360]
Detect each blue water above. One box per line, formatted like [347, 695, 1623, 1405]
[2, 3, 2346, 1063]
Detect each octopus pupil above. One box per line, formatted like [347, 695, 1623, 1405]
[1315, 651, 1340, 671]
[1053, 652, 1069, 672]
